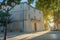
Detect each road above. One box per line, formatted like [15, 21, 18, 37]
[0, 31, 60, 40]
[30, 31, 60, 40]
[0, 31, 49, 40]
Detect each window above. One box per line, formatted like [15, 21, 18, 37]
[20, 12, 24, 19]
[10, 14, 14, 19]
[34, 16, 36, 19]
[19, 22, 24, 32]
[28, 14, 30, 19]
[0, 26, 4, 32]
[39, 11, 41, 14]
[10, 23, 14, 32]
[20, 5, 23, 8]
[20, 6, 22, 8]
[20, 4, 24, 9]
[40, 17, 41, 20]
[34, 9, 35, 13]
[28, 6, 30, 10]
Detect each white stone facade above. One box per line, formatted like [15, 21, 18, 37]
[0, 2, 44, 32]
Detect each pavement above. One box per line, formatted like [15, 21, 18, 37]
[0, 31, 50, 40]
[30, 31, 60, 40]
[1, 31, 60, 40]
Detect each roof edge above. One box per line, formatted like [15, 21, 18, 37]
[20, 2, 42, 12]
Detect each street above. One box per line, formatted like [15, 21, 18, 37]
[30, 31, 60, 40]
[0, 31, 60, 40]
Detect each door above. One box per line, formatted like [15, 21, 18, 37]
[34, 23, 37, 31]
[0, 26, 4, 32]
[20, 22, 24, 32]
[9, 23, 14, 32]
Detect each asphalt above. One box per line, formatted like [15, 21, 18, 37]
[0, 31, 60, 40]
[0, 31, 49, 40]
[30, 31, 60, 40]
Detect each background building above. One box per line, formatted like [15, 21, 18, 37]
[0, 2, 44, 33]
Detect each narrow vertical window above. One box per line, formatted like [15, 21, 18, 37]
[34, 9, 35, 13]
[28, 6, 30, 10]
[29, 14, 30, 19]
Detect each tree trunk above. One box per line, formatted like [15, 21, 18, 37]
[4, 24, 7, 40]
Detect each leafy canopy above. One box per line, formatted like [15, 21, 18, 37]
[0, 10, 12, 26]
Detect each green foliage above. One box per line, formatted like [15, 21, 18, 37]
[1, 0, 21, 6]
[27, 0, 60, 28]
[15, 0, 21, 4]
[28, 0, 34, 4]
[54, 10, 60, 23]
[35, 0, 58, 10]
[0, 10, 12, 26]
[7, 0, 21, 6]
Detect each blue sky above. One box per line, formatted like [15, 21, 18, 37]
[0, 0, 3, 2]
[21, 0, 27, 2]
[21, 0, 36, 7]
[0, 0, 35, 7]
[0, 0, 27, 2]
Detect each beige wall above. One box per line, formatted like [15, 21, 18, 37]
[9, 2, 44, 32]
[58, 24, 60, 30]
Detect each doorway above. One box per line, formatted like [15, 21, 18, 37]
[34, 23, 37, 31]
[20, 22, 24, 32]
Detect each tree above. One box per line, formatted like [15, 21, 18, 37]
[27, 0, 60, 30]
[28, 0, 34, 4]
[7, 0, 21, 6]
[0, 9, 12, 40]
[54, 9, 60, 30]
[0, 0, 21, 40]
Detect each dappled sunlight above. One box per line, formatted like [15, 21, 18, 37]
[24, 31, 50, 40]
[44, 15, 54, 30]
[49, 22, 54, 27]
[7, 31, 50, 40]
[49, 16, 54, 28]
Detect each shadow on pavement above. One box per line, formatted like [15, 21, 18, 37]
[0, 32, 25, 40]
[29, 31, 60, 40]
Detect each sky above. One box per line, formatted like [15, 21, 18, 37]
[0, 0, 27, 2]
[0, 0, 3, 2]
[0, 0, 36, 7]
[21, 0, 35, 7]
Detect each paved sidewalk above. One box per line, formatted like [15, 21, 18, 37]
[0, 31, 50, 40]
